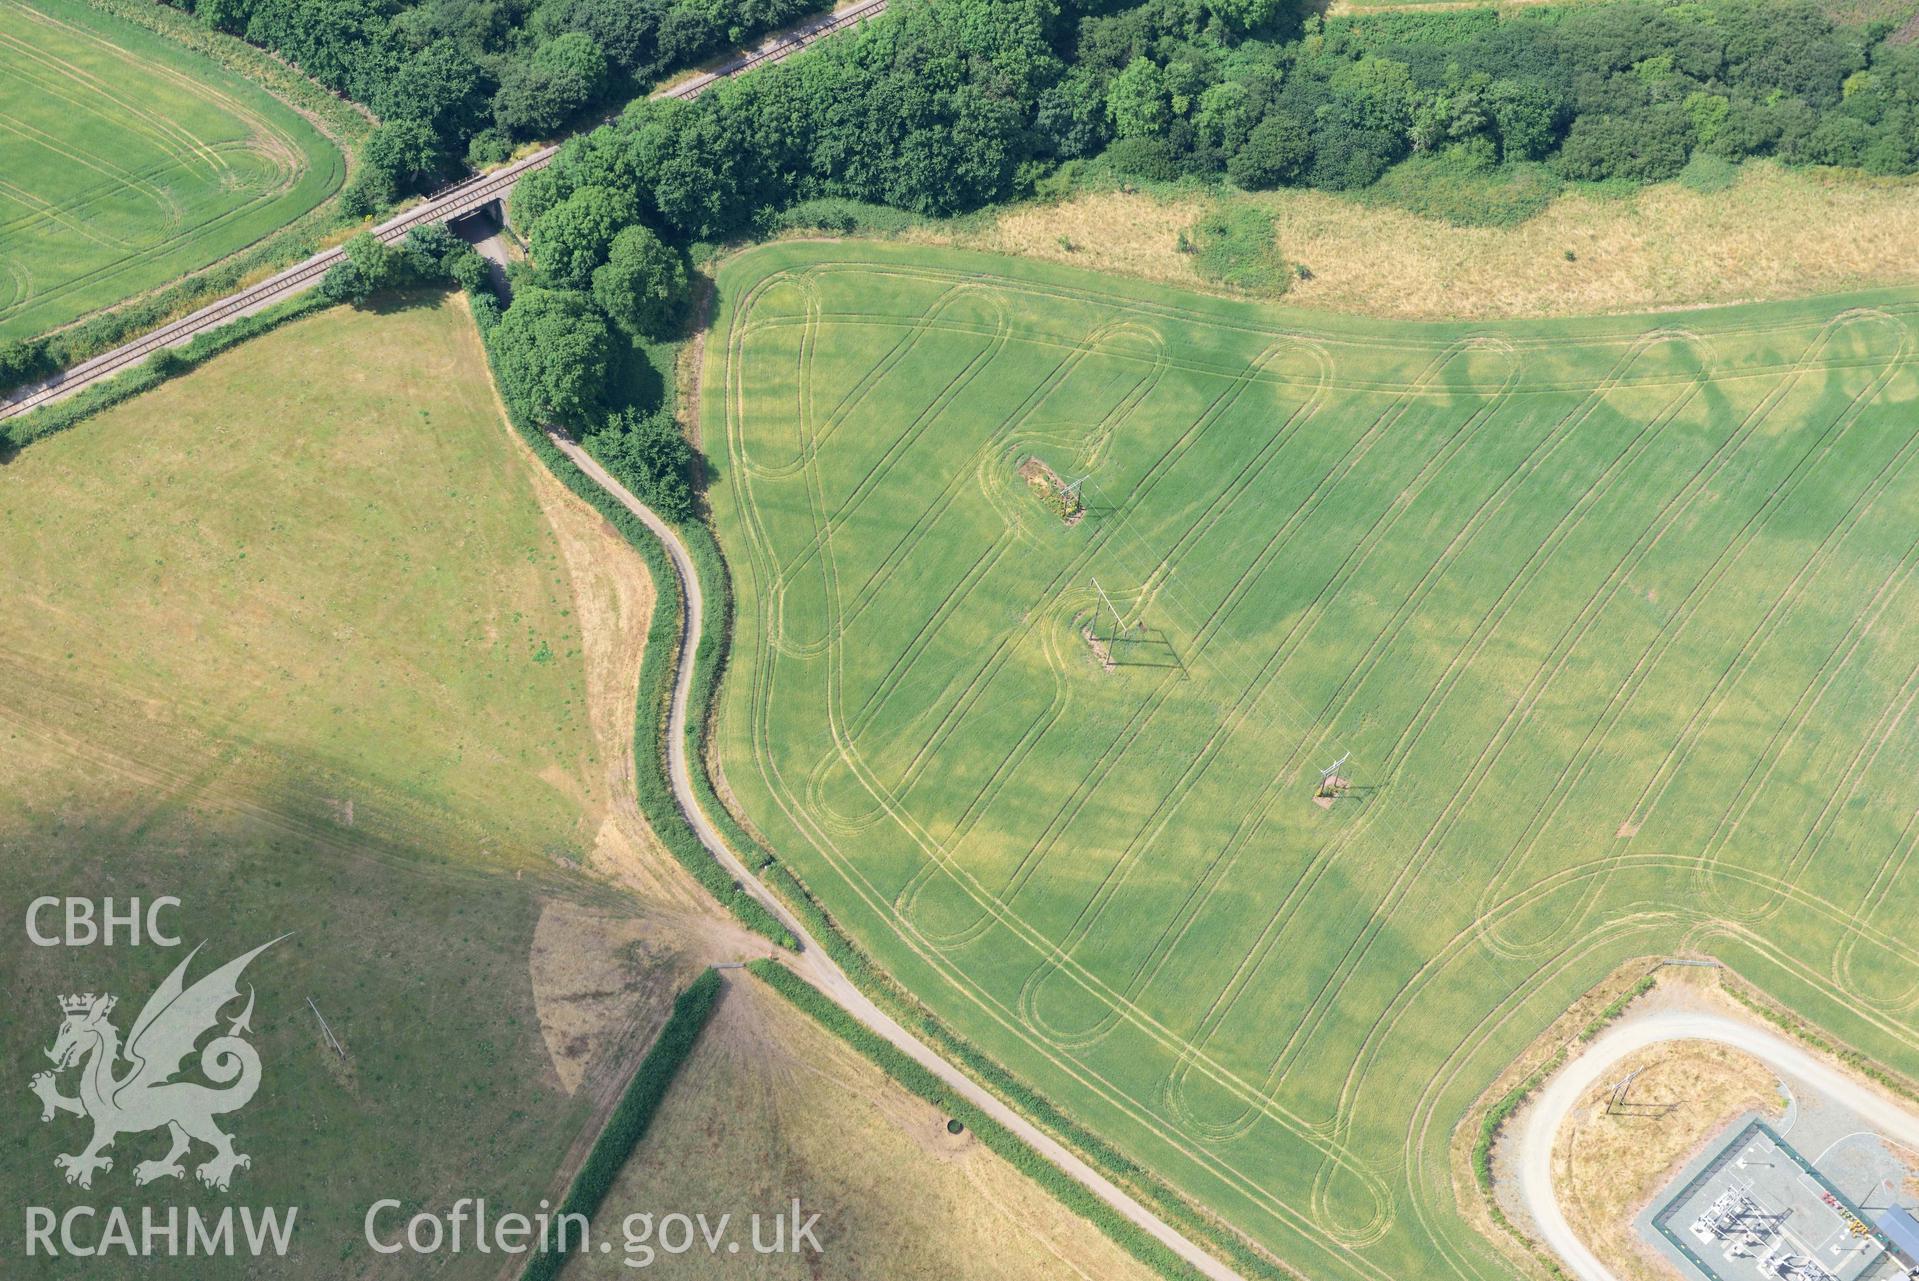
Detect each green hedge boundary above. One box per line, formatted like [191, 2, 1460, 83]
[467, 294, 797, 949]
[520, 967, 724, 1281]
[747, 957, 1210, 1280]
[0, 292, 332, 454]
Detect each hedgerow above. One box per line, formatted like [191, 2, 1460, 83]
[1470, 974, 1656, 1193]
[747, 958, 1216, 1281]
[469, 291, 798, 950]
[520, 967, 724, 1281]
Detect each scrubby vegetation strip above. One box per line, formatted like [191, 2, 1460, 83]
[520, 967, 724, 1281]
[1471, 974, 1656, 1193]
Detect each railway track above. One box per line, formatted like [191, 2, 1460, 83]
[0, 0, 887, 424]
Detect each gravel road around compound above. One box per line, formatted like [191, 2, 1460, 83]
[1515, 1010, 1919, 1281]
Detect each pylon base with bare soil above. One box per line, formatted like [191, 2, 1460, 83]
[1313, 776, 1350, 809]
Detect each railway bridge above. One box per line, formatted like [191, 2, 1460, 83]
[0, 0, 885, 424]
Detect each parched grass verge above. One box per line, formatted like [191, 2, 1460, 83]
[521, 968, 724, 1281]
[747, 958, 1216, 1281]
[901, 160, 1919, 320]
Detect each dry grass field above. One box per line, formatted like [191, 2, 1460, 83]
[568, 976, 1159, 1280]
[1553, 1042, 1785, 1281]
[0, 296, 634, 1277]
[920, 161, 1919, 319]
[0, 298, 606, 870]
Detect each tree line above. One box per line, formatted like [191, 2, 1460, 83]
[159, 0, 828, 210]
[1065, 0, 1919, 190]
[514, 0, 1919, 247]
[314, 0, 1919, 532]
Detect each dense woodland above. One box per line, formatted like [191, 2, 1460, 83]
[45, 0, 1919, 514]
[157, 0, 826, 208]
[517, 0, 1919, 249]
[481, 0, 1919, 503]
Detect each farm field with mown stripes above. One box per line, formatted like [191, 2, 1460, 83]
[0, 0, 340, 342]
[705, 241, 1919, 1279]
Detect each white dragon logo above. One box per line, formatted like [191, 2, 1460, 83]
[30, 937, 283, 1191]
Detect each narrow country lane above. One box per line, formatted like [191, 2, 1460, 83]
[545, 431, 1248, 1281]
[1513, 1009, 1919, 1281]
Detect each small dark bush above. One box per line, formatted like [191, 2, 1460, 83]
[1101, 136, 1183, 182]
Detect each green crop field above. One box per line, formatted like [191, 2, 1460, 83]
[706, 242, 1919, 1279]
[0, 0, 341, 342]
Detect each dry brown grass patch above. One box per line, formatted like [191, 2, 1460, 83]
[1553, 1041, 1784, 1281]
[916, 162, 1919, 319]
[529, 902, 690, 1094]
